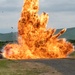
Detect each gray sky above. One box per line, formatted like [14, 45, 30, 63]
[0, 0, 75, 33]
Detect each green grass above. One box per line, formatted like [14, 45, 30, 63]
[0, 59, 8, 68]
[0, 41, 13, 48]
[0, 59, 51, 75]
[69, 51, 75, 57]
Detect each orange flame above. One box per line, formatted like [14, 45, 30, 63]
[3, 0, 74, 59]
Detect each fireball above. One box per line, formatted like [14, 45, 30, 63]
[3, 0, 74, 59]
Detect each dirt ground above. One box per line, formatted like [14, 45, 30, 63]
[0, 58, 75, 75]
[19, 58, 75, 75]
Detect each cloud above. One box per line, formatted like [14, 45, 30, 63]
[40, 0, 75, 12]
[1, 0, 75, 13]
[0, 0, 23, 33]
[0, 12, 20, 33]
[0, 0, 23, 12]
[47, 12, 75, 29]
[39, 0, 75, 29]
[0, 0, 75, 33]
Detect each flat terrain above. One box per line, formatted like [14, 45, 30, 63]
[0, 58, 75, 75]
[26, 58, 75, 75]
[0, 59, 62, 75]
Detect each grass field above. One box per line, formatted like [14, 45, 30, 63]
[0, 59, 44, 75]
[0, 59, 62, 75]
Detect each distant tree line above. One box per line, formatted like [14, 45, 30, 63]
[0, 41, 13, 50]
[0, 39, 75, 49]
[67, 39, 75, 45]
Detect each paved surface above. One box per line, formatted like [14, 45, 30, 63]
[20, 58, 75, 75]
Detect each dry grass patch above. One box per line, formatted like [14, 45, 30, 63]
[0, 59, 63, 75]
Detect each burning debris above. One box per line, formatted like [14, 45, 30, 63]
[2, 0, 74, 59]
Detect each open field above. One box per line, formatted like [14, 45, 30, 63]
[0, 59, 63, 75]
[0, 59, 75, 75]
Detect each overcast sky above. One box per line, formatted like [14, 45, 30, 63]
[0, 0, 75, 33]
